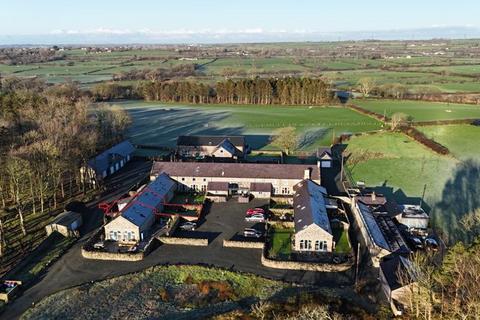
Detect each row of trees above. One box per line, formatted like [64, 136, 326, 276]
[0, 79, 130, 258]
[136, 77, 334, 105]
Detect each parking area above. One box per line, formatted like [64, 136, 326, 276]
[175, 198, 269, 245]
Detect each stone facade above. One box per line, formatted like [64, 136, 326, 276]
[293, 224, 333, 252]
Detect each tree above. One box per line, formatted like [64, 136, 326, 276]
[357, 77, 376, 97]
[391, 112, 409, 130]
[271, 127, 298, 155]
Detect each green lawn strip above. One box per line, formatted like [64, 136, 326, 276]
[418, 124, 480, 161]
[332, 227, 351, 254]
[269, 227, 294, 259]
[355, 99, 480, 122]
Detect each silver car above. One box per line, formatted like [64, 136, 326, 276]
[245, 213, 265, 222]
[243, 228, 263, 238]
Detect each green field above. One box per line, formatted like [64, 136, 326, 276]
[355, 99, 480, 121]
[419, 124, 480, 160]
[116, 101, 382, 150]
[346, 132, 456, 203]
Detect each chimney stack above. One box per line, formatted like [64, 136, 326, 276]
[371, 191, 376, 202]
[304, 168, 311, 180]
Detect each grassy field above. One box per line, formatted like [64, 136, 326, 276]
[418, 124, 480, 160]
[345, 132, 456, 203]
[2, 41, 480, 93]
[116, 101, 382, 150]
[21, 265, 286, 320]
[355, 99, 480, 121]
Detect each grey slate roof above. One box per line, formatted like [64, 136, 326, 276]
[121, 173, 175, 227]
[250, 182, 272, 192]
[151, 162, 320, 181]
[293, 180, 332, 234]
[177, 135, 245, 147]
[207, 181, 229, 191]
[88, 140, 135, 175]
[380, 255, 416, 291]
[356, 201, 408, 253]
[51, 211, 82, 226]
[213, 138, 242, 157]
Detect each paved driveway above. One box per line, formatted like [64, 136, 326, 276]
[176, 198, 268, 244]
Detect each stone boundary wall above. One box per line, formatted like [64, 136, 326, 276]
[158, 236, 208, 246]
[261, 254, 353, 272]
[222, 240, 264, 249]
[269, 208, 294, 215]
[81, 248, 144, 261]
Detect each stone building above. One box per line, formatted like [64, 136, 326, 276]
[150, 161, 321, 197]
[176, 135, 247, 159]
[104, 173, 175, 244]
[293, 180, 333, 252]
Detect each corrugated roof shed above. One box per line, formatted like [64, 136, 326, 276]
[151, 162, 320, 181]
[121, 173, 175, 227]
[294, 180, 332, 234]
[88, 140, 135, 174]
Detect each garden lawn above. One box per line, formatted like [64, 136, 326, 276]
[332, 227, 351, 254]
[418, 124, 480, 161]
[115, 101, 382, 150]
[269, 227, 294, 259]
[346, 132, 456, 203]
[355, 99, 480, 122]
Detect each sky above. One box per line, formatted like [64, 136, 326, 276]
[0, 0, 479, 43]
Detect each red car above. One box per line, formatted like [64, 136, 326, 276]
[246, 208, 265, 216]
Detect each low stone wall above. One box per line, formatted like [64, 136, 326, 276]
[206, 195, 228, 203]
[158, 236, 208, 246]
[261, 254, 353, 272]
[223, 239, 264, 249]
[267, 221, 294, 228]
[81, 248, 145, 261]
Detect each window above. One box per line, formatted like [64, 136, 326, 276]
[181, 177, 185, 181]
[203, 178, 206, 182]
[123, 231, 128, 241]
[299, 240, 305, 250]
[282, 187, 289, 195]
[306, 240, 312, 250]
[110, 230, 115, 240]
[201, 185, 206, 192]
[315, 240, 328, 251]
[193, 178, 196, 181]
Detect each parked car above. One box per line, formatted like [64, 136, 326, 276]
[93, 241, 104, 249]
[245, 213, 265, 222]
[408, 236, 424, 250]
[246, 208, 265, 216]
[425, 238, 439, 251]
[179, 221, 197, 231]
[243, 228, 263, 238]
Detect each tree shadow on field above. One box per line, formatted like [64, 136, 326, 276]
[125, 107, 271, 149]
[371, 182, 428, 211]
[297, 128, 330, 150]
[431, 160, 480, 245]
